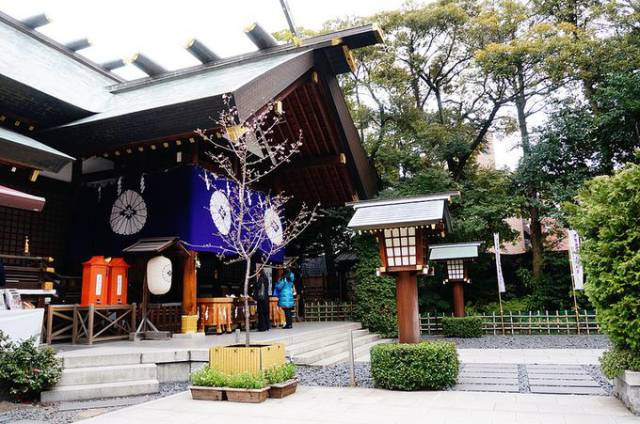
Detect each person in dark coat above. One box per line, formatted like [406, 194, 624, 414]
[253, 269, 270, 332]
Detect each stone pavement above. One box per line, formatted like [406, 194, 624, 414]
[458, 348, 605, 364]
[78, 386, 638, 424]
[455, 363, 608, 395]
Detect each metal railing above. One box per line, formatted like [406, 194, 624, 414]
[421, 310, 600, 335]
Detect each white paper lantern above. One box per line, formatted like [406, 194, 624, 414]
[147, 256, 172, 295]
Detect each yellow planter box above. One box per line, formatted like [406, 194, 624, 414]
[181, 315, 198, 334]
[209, 343, 285, 375]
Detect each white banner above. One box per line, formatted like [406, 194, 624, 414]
[568, 230, 584, 290]
[493, 233, 506, 293]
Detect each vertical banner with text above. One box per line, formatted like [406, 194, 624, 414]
[568, 230, 584, 290]
[493, 233, 506, 293]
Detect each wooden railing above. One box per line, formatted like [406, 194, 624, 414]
[145, 302, 182, 333]
[420, 310, 600, 335]
[304, 301, 354, 321]
[45, 304, 137, 344]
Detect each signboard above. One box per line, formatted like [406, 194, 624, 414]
[568, 230, 584, 290]
[493, 233, 506, 293]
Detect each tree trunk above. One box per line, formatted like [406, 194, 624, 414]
[514, 66, 544, 280]
[529, 206, 545, 281]
[244, 259, 251, 347]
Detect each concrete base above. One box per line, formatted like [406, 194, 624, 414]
[614, 370, 640, 415]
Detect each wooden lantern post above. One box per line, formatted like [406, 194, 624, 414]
[348, 194, 459, 344]
[428, 242, 482, 319]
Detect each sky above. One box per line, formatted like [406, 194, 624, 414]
[0, 0, 521, 169]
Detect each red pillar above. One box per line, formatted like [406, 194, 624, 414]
[396, 271, 421, 343]
[452, 281, 465, 317]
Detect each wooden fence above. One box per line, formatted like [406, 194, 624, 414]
[304, 301, 354, 321]
[421, 310, 600, 335]
[45, 304, 137, 344]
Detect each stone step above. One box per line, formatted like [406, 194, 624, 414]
[286, 329, 370, 356]
[315, 338, 394, 366]
[41, 379, 159, 403]
[458, 377, 519, 385]
[57, 364, 157, 386]
[454, 383, 520, 392]
[292, 333, 380, 365]
[268, 322, 362, 347]
[529, 385, 605, 395]
[62, 352, 143, 369]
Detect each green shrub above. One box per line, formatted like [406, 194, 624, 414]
[263, 363, 296, 384]
[226, 372, 267, 389]
[0, 331, 63, 401]
[441, 317, 483, 338]
[566, 164, 640, 351]
[600, 347, 640, 379]
[370, 342, 459, 390]
[353, 236, 398, 337]
[190, 367, 228, 387]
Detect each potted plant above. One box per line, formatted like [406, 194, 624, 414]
[189, 367, 227, 401]
[265, 363, 298, 398]
[224, 372, 270, 403]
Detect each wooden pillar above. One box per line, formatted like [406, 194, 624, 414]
[452, 281, 465, 317]
[396, 271, 421, 344]
[182, 251, 197, 316]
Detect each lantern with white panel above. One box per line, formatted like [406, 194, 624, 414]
[428, 242, 481, 317]
[348, 193, 458, 343]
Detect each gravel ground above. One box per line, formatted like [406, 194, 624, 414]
[422, 334, 611, 349]
[517, 364, 530, 393]
[297, 363, 374, 388]
[584, 364, 613, 395]
[0, 382, 189, 424]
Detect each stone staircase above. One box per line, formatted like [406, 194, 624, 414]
[41, 322, 388, 402]
[41, 360, 159, 403]
[287, 324, 393, 367]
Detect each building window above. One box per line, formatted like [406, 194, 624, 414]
[384, 227, 416, 267]
[446, 259, 464, 280]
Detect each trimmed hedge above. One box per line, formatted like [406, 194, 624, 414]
[0, 332, 62, 401]
[600, 347, 640, 379]
[370, 342, 459, 390]
[442, 317, 483, 338]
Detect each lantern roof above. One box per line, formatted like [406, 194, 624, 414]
[347, 192, 458, 231]
[428, 242, 481, 261]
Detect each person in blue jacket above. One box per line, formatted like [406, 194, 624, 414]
[274, 270, 296, 329]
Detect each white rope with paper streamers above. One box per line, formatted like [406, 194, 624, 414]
[140, 174, 146, 193]
[117, 176, 123, 196]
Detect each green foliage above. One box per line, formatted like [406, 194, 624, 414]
[370, 342, 459, 390]
[566, 163, 640, 350]
[0, 331, 63, 401]
[263, 363, 297, 385]
[190, 367, 228, 388]
[352, 235, 398, 337]
[226, 372, 268, 390]
[600, 347, 640, 379]
[442, 317, 483, 338]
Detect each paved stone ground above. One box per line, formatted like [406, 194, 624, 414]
[76, 386, 640, 424]
[454, 363, 610, 395]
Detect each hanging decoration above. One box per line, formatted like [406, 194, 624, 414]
[117, 177, 123, 196]
[97, 185, 102, 202]
[264, 205, 284, 245]
[204, 172, 211, 191]
[209, 190, 232, 235]
[110, 189, 148, 235]
[146, 255, 172, 295]
[140, 174, 146, 193]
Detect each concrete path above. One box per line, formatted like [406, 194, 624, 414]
[78, 386, 638, 424]
[458, 348, 605, 364]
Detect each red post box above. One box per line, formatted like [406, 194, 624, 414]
[107, 258, 129, 305]
[81, 256, 110, 306]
